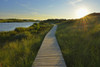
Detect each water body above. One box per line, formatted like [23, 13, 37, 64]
[0, 22, 35, 32]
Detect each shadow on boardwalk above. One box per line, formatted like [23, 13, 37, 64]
[32, 25, 67, 67]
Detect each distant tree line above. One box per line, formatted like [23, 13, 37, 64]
[0, 19, 38, 23]
[40, 19, 67, 24]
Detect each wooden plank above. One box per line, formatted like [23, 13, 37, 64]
[32, 25, 67, 67]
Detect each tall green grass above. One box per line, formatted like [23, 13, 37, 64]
[0, 22, 53, 67]
[56, 16, 100, 67]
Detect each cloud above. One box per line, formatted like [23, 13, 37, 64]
[70, 0, 83, 5]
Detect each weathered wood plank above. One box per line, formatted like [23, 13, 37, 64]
[32, 25, 67, 67]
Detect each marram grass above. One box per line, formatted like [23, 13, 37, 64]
[56, 16, 100, 67]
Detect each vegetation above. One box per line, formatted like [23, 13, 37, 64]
[56, 14, 100, 67]
[0, 19, 38, 23]
[41, 19, 67, 24]
[0, 22, 53, 67]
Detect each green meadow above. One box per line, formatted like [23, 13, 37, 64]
[0, 22, 53, 67]
[56, 14, 100, 67]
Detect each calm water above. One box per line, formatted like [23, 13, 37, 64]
[0, 22, 35, 32]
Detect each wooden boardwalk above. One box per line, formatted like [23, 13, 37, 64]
[32, 25, 67, 67]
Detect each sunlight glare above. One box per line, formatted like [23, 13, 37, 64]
[76, 8, 89, 18]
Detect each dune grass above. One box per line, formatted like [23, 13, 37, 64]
[56, 16, 100, 67]
[0, 22, 53, 67]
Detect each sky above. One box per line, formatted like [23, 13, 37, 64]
[0, 0, 100, 20]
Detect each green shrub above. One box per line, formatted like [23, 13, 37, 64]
[0, 22, 53, 67]
[15, 27, 27, 32]
[14, 32, 32, 40]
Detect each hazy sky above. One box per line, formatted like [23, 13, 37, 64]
[0, 0, 100, 20]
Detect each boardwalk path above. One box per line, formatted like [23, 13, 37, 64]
[32, 25, 67, 67]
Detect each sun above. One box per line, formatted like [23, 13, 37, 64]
[76, 8, 89, 18]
